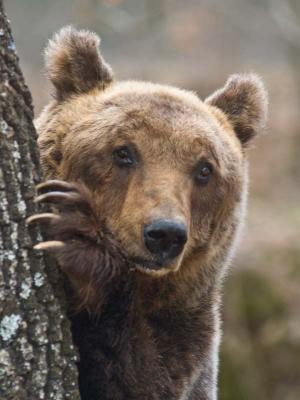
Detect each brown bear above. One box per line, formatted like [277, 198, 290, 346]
[28, 26, 268, 400]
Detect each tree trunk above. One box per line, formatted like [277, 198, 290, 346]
[0, 2, 80, 399]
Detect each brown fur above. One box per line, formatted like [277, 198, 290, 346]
[206, 74, 268, 146]
[31, 27, 268, 400]
[45, 26, 113, 101]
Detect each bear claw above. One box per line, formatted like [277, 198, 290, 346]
[33, 240, 65, 250]
[26, 212, 61, 225]
[34, 190, 80, 205]
[36, 179, 77, 193]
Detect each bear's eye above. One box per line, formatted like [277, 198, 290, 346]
[112, 146, 136, 168]
[194, 161, 213, 185]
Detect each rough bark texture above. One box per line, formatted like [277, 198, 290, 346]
[0, 2, 80, 399]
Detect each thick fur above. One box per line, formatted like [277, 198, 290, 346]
[45, 26, 113, 101]
[205, 74, 268, 146]
[31, 27, 268, 400]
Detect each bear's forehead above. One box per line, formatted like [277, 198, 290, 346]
[61, 81, 242, 170]
[78, 82, 239, 158]
[77, 82, 221, 143]
[97, 81, 212, 123]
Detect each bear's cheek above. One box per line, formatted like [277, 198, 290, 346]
[185, 181, 232, 256]
[187, 187, 218, 246]
[186, 175, 244, 263]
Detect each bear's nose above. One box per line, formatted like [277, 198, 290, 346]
[144, 220, 187, 261]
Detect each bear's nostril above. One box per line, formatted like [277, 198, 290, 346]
[144, 220, 187, 261]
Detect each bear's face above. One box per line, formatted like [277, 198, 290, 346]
[36, 27, 267, 276]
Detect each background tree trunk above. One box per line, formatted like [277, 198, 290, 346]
[0, 1, 80, 399]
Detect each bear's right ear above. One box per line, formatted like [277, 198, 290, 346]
[45, 26, 113, 101]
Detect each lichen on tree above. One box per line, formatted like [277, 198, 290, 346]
[0, 1, 80, 398]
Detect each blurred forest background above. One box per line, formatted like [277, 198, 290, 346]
[5, 0, 300, 399]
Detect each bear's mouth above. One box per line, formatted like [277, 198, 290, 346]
[129, 256, 167, 271]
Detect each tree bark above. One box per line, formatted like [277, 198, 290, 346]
[0, 1, 80, 399]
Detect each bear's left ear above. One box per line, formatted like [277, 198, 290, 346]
[45, 26, 113, 101]
[205, 74, 268, 147]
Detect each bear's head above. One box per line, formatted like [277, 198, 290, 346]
[36, 26, 267, 278]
